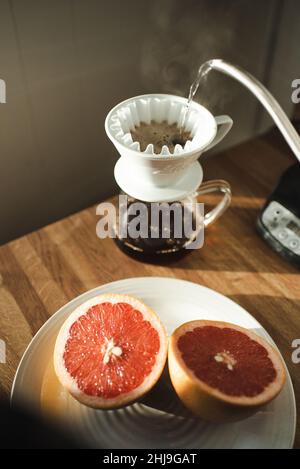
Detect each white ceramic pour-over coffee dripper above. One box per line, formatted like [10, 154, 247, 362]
[105, 94, 232, 205]
[105, 94, 232, 255]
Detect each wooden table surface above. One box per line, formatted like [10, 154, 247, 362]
[0, 130, 299, 447]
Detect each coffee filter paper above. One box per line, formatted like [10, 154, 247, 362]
[108, 96, 211, 156]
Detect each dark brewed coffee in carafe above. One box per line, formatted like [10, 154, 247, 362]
[114, 194, 200, 259]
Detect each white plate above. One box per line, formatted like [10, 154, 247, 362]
[11, 277, 296, 449]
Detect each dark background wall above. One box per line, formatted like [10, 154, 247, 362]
[0, 0, 299, 244]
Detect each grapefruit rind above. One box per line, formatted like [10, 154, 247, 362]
[168, 320, 286, 421]
[54, 293, 167, 409]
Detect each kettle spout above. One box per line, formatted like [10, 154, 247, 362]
[208, 58, 300, 162]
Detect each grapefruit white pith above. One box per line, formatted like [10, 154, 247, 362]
[168, 320, 286, 421]
[54, 294, 167, 409]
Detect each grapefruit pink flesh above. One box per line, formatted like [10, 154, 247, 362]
[54, 294, 167, 409]
[168, 320, 286, 421]
[63, 302, 160, 398]
[178, 325, 277, 397]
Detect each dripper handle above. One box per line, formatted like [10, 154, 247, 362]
[205, 115, 233, 151]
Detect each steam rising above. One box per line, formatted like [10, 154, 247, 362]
[140, 0, 236, 111]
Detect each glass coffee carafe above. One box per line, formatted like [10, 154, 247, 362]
[113, 180, 231, 258]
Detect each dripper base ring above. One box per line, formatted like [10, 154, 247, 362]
[114, 158, 203, 203]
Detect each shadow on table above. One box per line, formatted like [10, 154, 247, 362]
[0, 398, 80, 449]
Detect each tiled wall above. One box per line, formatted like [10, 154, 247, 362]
[0, 0, 298, 244]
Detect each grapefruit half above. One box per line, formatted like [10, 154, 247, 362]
[168, 320, 286, 421]
[54, 294, 167, 409]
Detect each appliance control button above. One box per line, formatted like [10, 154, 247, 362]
[270, 218, 278, 229]
[289, 239, 299, 250]
[278, 230, 287, 240]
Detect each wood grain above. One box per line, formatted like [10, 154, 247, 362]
[0, 130, 299, 447]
